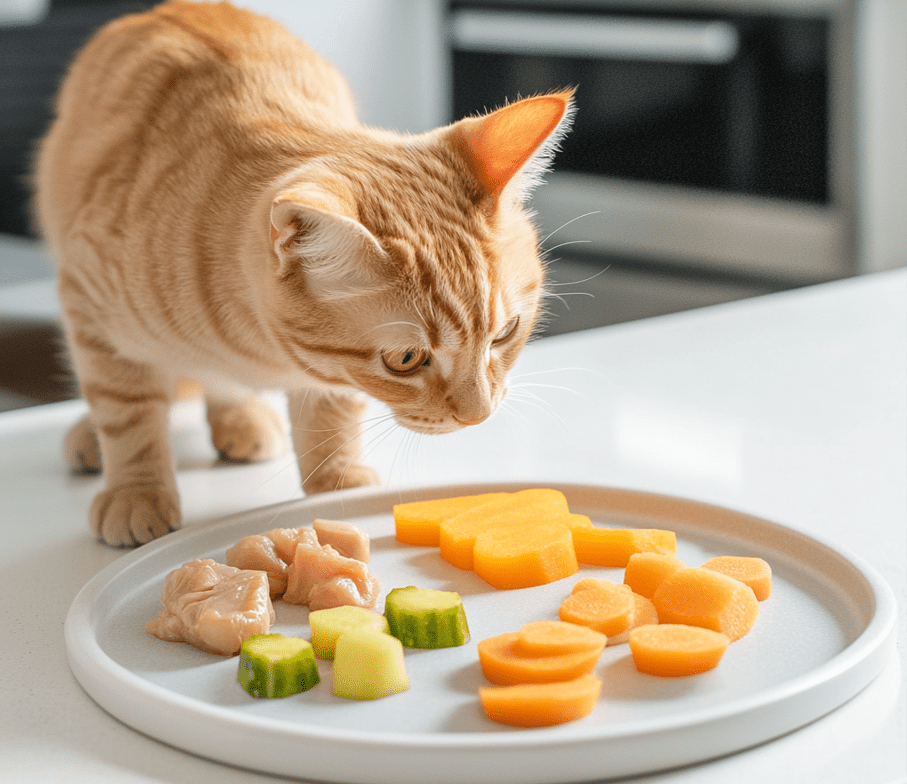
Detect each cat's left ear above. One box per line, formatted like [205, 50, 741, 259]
[270, 184, 386, 291]
[451, 89, 575, 202]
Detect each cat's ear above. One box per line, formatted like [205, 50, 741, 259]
[270, 185, 385, 292]
[452, 89, 575, 201]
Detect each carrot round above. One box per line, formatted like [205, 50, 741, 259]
[652, 567, 759, 641]
[629, 624, 730, 677]
[607, 592, 659, 646]
[479, 674, 602, 727]
[477, 632, 604, 686]
[512, 620, 607, 657]
[393, 492, 508, 546]
[472, 522, 578, 589]
[623, 552, 686, 599]
[571, 527, 676, 567]
[701, 556, 773, 601]
[558, 581, 635, 637]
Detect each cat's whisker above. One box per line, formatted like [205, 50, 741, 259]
[540, 211, 601, 244]
[543, 239, 592, 255]
[505, 387, 570, 431]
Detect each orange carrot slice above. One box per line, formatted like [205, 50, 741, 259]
[512, 620, 607, 657]
[477, 631, 604, 686]
[623, 552, 686, 599]
[393, 492, 509, 546]
[701, 556, 773, 601]
[479, 674, 602, 727]
[607, 593, 659, 646]
[571, 577, 634, 596]
[572, 527, 677, 567]
[629, 624, 730, 677]
[472, 522, 578, 589]
[558, 581, 635, 637]
[439, 488, 570, 570]
[652, 567, 759, 641]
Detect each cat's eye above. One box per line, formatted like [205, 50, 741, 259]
[492, 316, 520, 345]
[382, 348, 430, 375]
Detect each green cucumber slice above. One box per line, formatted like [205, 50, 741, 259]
[238, 634, 320, 698]
[332, 629, 409, 700]
[384, 586, 469, 648]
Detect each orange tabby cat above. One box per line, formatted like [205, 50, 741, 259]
[33, 1, 574, 546]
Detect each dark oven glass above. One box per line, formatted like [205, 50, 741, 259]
[451, 2, 829, 204]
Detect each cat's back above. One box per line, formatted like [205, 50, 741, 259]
[35, 1, 356, 239]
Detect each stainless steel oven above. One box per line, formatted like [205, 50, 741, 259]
[448, 0, 857, 285]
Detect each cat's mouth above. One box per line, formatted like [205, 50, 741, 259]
[393, 415, 467, 436]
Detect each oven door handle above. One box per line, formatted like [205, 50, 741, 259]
[451, 9, 739, 64]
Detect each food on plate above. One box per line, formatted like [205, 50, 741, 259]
[622, 552, 686, 599]
[237, 634, 320, 698]
[145, 559, 275, 656]
[284, 541, 380, 610]
[479, 674, 602, 727]
[264, 526, 320, 565]
[472, 521, 578, 589]
[309, 605, 391, 659]
[511, 620, 607, 658]
[438, 488, 571, 571]
[628, 624, 730, 677]
[225, 534, 289, 595]
[606, 593, 660, 646]
[558, 579, 636, 637]
[651, 567, 759, 641]
[384, 586, 469, 648]
[332, 629, 410, 699]
[701, 555, 773, 601]
[313, 518, 370, 563]
[393, 492, 510, 546]
[571, 527, 677, 567]
[477, 631, 605, 686]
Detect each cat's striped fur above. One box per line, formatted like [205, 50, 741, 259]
[33, 0, 574, 546]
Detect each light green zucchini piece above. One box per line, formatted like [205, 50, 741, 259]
[238, 634, 320, 698]
[384, 585, 469, 648]
[332, 629, 409, 700]
[308, 605, 391, 659]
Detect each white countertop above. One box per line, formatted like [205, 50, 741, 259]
[1, 268, 904, 784]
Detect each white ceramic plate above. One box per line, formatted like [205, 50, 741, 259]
[65, 482, 897, 784]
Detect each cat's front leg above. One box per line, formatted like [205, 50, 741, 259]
[287, 388, 380, 495]
[70, 333, 181, 546]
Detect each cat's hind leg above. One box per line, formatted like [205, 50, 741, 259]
[205, 391, 289, 463]
[287, 388, 380, 495]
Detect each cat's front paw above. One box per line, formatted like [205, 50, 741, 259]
[207, 399, 289, 463]
[90, 483, 181, 546]
[303, 463, 381, 495]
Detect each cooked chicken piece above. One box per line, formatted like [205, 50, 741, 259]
[283, 542, 380, 610]
[145, 559, 275, 656]
[224, 534, 288, 595]
[264, 526, 320, 564]
[313, 518, 370, 562]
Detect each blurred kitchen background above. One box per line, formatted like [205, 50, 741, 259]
[1, 0, 905, 412]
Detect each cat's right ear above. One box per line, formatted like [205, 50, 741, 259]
[269, 186, 385, 293]
[451, 89, 575, 203]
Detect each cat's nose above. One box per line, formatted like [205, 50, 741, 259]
[455, 414, 488, 427]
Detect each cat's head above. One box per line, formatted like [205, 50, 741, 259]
[269, 91, 574, 434]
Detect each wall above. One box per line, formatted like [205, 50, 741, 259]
[237, 0, 448, 134]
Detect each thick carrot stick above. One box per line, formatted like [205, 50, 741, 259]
[472, 522, 578, 589]
[652, 566, 759, 641]
[393, 492, 509, 546]
[572, 527, 677, 567]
